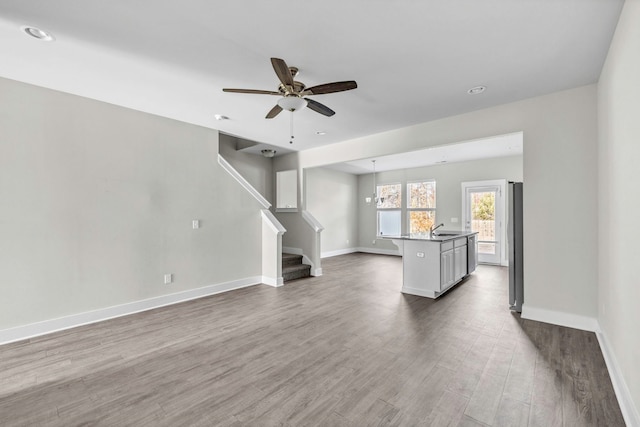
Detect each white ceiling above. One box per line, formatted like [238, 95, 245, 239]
[324, 132, 523, 175]
[0, 1, 623, 152]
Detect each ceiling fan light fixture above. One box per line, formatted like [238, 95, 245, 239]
[277, 96, 307, 112]
[261, 149, 276, 158]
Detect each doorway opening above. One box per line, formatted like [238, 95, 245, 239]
[462, 180, 506, 265]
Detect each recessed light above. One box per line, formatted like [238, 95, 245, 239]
[467, 86, 486, 95]
[315, 131, 326, 135]
[214, 114, 229, 121]
[21, 26, 55, 41]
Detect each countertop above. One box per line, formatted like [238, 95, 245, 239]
[383, 230, 478, 242]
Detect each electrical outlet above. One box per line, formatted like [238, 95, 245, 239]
[164, 274, 173, 284]
[372, 239, 376, 245]
[346, 239, 350, 245]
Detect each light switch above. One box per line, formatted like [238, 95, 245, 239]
[192, 220, 200, 229]
[417, 252, 425, 258]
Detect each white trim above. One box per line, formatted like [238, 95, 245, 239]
[301, 255, 322, 277]
[302, 210, 324, 232]
[596, 329, 640, 427]
[282, 246, 302, 255]
[218, 154, 271, 209]
[310, 268, 323, 277]
[402, 286, 437, 298]
[520, 304, 600, 332]
[321, 248, 359, 258]
[356, 247, 402, 256]
[0, 277, 263, 346]
[461, 179, 507, 266]
[261, 276, 284, 287]
[261, 209, 286, 234]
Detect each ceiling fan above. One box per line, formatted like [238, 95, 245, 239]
[223, 57, 357, 119]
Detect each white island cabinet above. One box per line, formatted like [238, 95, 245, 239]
[390, 232, 478, 299]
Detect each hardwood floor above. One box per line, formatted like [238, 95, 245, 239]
[0, 253, 624, 426]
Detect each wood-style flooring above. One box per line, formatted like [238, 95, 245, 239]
[0, 253, 625, 426]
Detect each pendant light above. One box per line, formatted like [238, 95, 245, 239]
[372, 160, 378, 205]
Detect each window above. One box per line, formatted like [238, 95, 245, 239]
[376, 183, 401, 236]
[407, 180, 436, 234]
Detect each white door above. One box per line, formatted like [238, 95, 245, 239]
[462, 180, 505, 265]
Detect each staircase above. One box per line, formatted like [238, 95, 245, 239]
[282, 253, 311, 282]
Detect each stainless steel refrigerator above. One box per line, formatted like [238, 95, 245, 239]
[508, 182, 524, 312]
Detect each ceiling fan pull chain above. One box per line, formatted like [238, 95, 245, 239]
[290, 112, 294, 144]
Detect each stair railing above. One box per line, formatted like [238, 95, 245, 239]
[218, 154, 286, 286]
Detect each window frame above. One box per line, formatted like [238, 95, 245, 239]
[376, 182, 402, 236]
[406, 179, 437, 235]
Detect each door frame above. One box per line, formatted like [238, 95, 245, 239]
[461, 179, 507, 266]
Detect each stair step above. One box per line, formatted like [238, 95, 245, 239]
[282, 263, 311, 282]
[281, 253, 311, 282]
[282, 253, 304, 267]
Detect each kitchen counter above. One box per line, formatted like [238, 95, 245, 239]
[385, 231, 479, 298]
[386, 230, 478, 242]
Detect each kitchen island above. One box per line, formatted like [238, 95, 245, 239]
[387, 231, 478, 298]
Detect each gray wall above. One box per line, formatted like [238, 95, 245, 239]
[279, 84, 599, 323]
[305, 167, 359, 256]
[357, 155, 523, 254]
[598, 0, 640, 416]
[0, 77, 263, 331]
[218, 134, 274, 204]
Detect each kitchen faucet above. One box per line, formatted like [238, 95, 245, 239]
[429, 223, 445, 238]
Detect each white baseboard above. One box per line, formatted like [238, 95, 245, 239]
[299, 255, 322, 277]
[321, 248, 358, 258]
[356, 247, 401, 256]
[511, 307, 639, 425]
[596, 329, 640, 427]
[401, 286, 436, 299]
[261, 276, 284, 287]
[282, 246, 302, 255]
[521, 304, 600, 332]
[0, 276, 263, 346]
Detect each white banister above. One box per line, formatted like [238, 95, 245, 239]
[218, 153, 284, 286]
[301, 210, 324, 276]
[261, 209, 286, 287]
[218, 154, 271, 209]
[261, 210, 286, 235]
[302, 210, 324, 232]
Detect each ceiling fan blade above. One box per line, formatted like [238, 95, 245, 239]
[303, 80, 357, 95]
[271, 58, 294, 87]
[223, 88, 280, 95]
[266, 104, 283, 119]
[306, 98, 335, 117]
